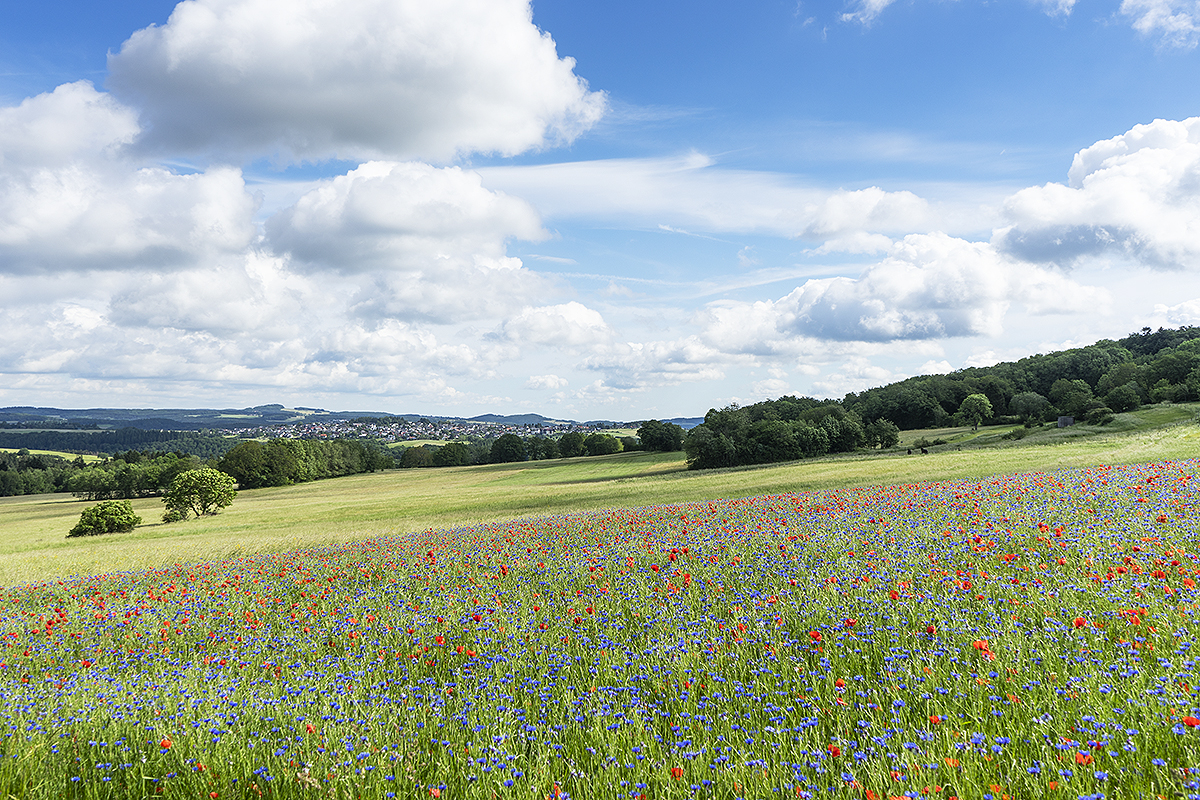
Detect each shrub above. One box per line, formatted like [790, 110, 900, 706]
[69, 500, 142, 537]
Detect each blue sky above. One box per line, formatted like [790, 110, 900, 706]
[1, 0, 1199, 419]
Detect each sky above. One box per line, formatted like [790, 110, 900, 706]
[1, 0, 1199, 420]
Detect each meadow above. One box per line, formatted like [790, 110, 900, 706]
[2, 410, 1199, 588]
[1, 418, 1199, 799]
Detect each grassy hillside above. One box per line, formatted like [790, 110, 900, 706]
[1, 407, 1197, 587]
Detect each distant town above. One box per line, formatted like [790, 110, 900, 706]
[213, 415, 619, 443]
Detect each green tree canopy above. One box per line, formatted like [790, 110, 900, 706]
[583, 433, 621, 456]
[1009, 391, 1050, 424]
[490, 434, 527, 463]
[162, 468, 236, 522]
[557, 431, 585, 458]
[637, 419, 686, 452]
[958, 393, 994, 431]
[69, 500, 142, 537]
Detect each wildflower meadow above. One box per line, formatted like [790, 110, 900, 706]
[1, 460, 1198, 800]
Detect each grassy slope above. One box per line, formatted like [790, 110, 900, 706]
[1, 408, 1198, 587]
[0, 447, 103, 463]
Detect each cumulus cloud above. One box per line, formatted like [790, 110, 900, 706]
[494, 302, 613, 348]
[1153, 297, 1200, 325]
[0, 82, 258, 274]
[997, 117, 1200, 268]
[1120, 0, 1200, 48]
[582, 337, 730, 388]
[698, 233, 1108, 350]
[107, 0, 606, 162]
[260, 161, 556, 323]
[0, 257, 503, 402]
[266, 161, 544, 271]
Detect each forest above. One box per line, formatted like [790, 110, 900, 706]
[682, 325, 1200, 469]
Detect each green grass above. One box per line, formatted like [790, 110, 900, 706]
[2, 412, 1199, 588]
[0, 447, 103, 463]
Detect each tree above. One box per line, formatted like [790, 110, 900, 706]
[864, 418, 900, 449]
[162, 468, 236, 522]
[637, 420, 686, 452]
[490, 434, 527, 463]
[683, 426, 737, 470]
[1104, 382, 1142, 413]
[399, 445, 435, 468]
[557, 431, 585, 458]
[69, 500, 142, 537]
[1009, 391, 1050, 425]
[433, 441, 471, 467]
[958, 393, 993, 431]
[583, 433, 621, 456]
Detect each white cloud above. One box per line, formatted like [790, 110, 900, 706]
[525, 374, 568, 390]
[266, 161, 545, 271]
[582, 337, 730, 388]
[262, 160, 555, 323]
[0, 82, 258, 274]
[1033, 0, 1077, 16]
[919, 359, 953, 374]
[1120, 0, 1200, 48]
[812, 358, 908, 397]
[0, 81, 138, 167]
[698, 233, 1107, 351]
[478, 155, 950, 241]
[494, 302, 613, 348]
[107, 0, 606, 162]
[840, 0, 898, 25]
[0, 257, 505, 401]
[997, 116, 1200, 268]
[1153, 297, 1200, 325]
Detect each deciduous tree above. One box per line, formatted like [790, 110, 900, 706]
[162, 468, 236, 522]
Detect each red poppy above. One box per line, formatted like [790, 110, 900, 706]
[809, 630, 822, 642]
[160, 737, 172, 749]
[1073, 617, 1087, 628]
[926, 624, 936, 634]
[670, 766, 683, 779]
[889, 589, 900, 601]
[828, 744, 841, 757]
[1183, 716, 1200, 727]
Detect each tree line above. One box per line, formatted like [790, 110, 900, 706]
[0, 428, 237, 457]
[682, 325, 1200, 470]
[397, 422, 687, 468]
[844, 326, 1200, 431]
[215, 439, 394, 488]
[0, 438, 395, 498]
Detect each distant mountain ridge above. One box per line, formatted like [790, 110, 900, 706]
[0, 405, 701, 431]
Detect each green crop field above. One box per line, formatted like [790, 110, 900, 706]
[0, 447, 103, 463]
[2, 412, 1198, 588]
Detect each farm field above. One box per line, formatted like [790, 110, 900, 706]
[1, 457, 1198, 798]
[2, 416, 1200, 587]
[0, 447, 103, 463]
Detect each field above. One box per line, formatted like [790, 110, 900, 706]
[0, 448, 103, 463]
[2, 413, 1199, 588]
[1, 418, 1199, 799]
